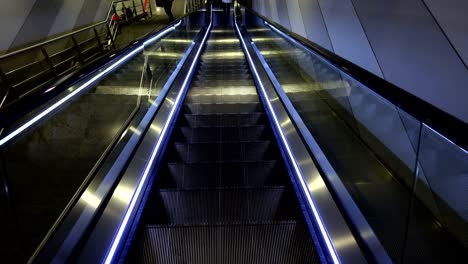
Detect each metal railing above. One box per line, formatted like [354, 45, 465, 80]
[105, 0, 152, 41]
[0, 22, 113, 109]
[0, 0, 155, 110]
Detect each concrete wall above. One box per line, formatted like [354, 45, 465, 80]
[0, 0, 37, 52]
[424, 0, 468, 66]
[251, 0, 468, 123]
[0, 0, 112, 53]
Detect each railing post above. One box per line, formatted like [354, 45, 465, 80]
[132, 0, 137, 16]
[139, 0, 145, 15]
[148, 0, 153, 16]
[41, 47, 57, 77]
[0, 66, 13, 99]
[106, 23, 116, 49]
[93, 28, 105, 53]
[71, 37, 85, 64]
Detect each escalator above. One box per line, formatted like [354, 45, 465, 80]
[123, 26, 320, 263]
[1, 5, 466, 264]
[62, 8, 362, 262]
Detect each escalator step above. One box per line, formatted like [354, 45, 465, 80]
[170, 141, 273, 163]
[183, 113, 264, 127]
[158, 160, 285, 188]
[192, 79, 254, 87]
[188, 86, 257, 96]
[195, 70, 250, 77]
[130, 222, 319, 264]
[144, 187, 301, 224]
[185, 94, 259, 104]
[184, 102, 261, 114]
[178, 125, 266, 143]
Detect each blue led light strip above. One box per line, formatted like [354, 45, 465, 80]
[0, 20, 182, 147]
[103, 9, 212, 264]
[234, 16, 340, 264]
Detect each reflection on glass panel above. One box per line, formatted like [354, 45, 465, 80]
[244, 11, 468, 262]
[408, 125, 468, 262]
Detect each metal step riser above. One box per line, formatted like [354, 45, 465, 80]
[196, 66, 248, 71]
[194, 75, 251, 81]
[132, 223, 319, 264]
[160, 161, 285, 189]
[185, 94, 259, 105]
[192, 80, 254, 87]
[148, 188, 301, 224]
[188, 87, 257, 96]
[198, 62, 246, 67]
[185, 103, 261, 115]
[197, 68, 249, 73]
[178, 126, 266, 143]
[170, 141, 272, 163]
[183, 113, 264, 127]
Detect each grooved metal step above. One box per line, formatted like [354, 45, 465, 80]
[177, 125, 267, 143]
[188, 86, 257, 96]
[193, 79, 254, 87]
[169, 141, 274, 163]
[184, 102, 261, 114]
[183, 113, 264, 127]
[185, 94, 259, 104]
[144, 187, 301, 224]
[130, 222, 320, 264]
[158, 160, 286, 188]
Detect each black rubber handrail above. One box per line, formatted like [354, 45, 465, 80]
[247, 8, 468, 150]
[0, 9, 202, 130]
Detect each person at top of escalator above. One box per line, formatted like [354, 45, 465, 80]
[222, 0, 233, 26]
[222, 0, 233, 9]
[125, 6, 135, 19]
[156, 0, 175, 23]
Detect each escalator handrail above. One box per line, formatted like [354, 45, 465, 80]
[246, 8, 468, 150]
[0, 8, 202, 132]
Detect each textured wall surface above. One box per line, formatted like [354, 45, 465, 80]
[0, 0, 37, 51]
[424, 0, 468, 66]
[0, 0, 111, 52]
[252, 0, 468, 123]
